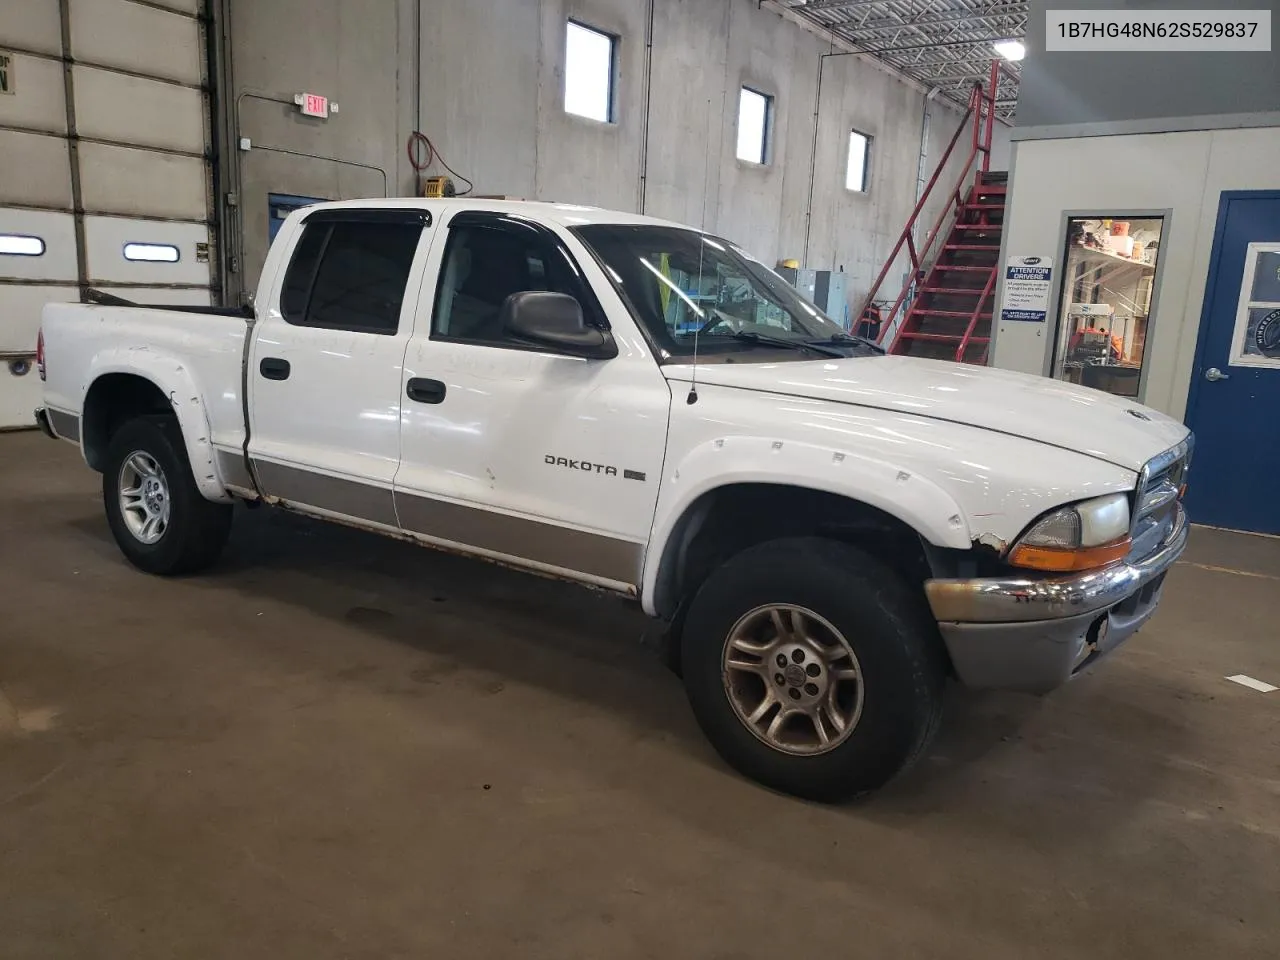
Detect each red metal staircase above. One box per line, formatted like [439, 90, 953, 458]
[895, 172, 1005, 362]
[856, 63, 1008, 365]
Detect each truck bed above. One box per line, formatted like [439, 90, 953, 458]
[40, 302, 251, 463]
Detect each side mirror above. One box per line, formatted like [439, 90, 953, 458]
[501, 291, 617, 360]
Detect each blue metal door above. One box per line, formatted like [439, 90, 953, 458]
[1184, 192, 1280, 534]
[268, 193, 328, 243]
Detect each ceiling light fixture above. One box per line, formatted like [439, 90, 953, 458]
[993, 39, 1026, 61]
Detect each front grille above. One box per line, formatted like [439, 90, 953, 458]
[1129, 438, 1193, 561]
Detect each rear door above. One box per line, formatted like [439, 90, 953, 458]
[0, 0, 216, 427]
[246, 208, 433, 528]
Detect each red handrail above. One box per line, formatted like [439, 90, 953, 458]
[955, 261, 997, 362]
[858, 62, 1002, 352]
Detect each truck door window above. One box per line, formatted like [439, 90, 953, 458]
[280, 220, 422, 335]
[433, 223, 580, 345]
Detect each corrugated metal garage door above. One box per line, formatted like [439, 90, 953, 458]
[0, 0, 216, 428]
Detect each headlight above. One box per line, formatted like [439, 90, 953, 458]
[1008, 493, 1131, 572]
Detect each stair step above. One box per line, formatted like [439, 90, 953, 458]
[899, 332, 990, 344]
[930, 264, 993, 272]
[922, 286, 995, 296]
[944, 244, 1000, 252]
[953, 223, 1003, 229]
[963, 204, 1005, 211]
[909, 309, 992, 319]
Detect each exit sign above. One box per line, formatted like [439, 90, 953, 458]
[298, 92, 329, 118]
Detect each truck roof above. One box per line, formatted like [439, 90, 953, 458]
[300, 197, 694, 231]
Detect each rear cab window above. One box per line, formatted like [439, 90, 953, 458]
[280, 212, 427, 335]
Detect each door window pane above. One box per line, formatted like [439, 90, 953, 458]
[1052, 216, 1163, 398]
[283, 221, 422, 334]
[433, 224, 579, 344]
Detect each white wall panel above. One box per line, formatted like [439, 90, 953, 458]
[77, 141, 208, 220]
[69, 0, 203, 86]
[0, 368, 44, 429]
[85, 216, 210, 285]
[115, 287, 211, 306]
[0, 209, 77, 281]
[73, 66, 206, 154]
[146, 0, 202, 14]
[0, 284, 78, 351]
[0, 131, 72, 208]
[0, 54, 68, 134]
[0, 0, 63, 55]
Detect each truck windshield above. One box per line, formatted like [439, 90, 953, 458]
[573, 224, 871, 361]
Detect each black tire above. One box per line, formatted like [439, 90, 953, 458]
[103, 415, 233, 576]
[681, 537, 946, 802]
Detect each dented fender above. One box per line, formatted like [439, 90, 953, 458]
[640, 435, 974, 614]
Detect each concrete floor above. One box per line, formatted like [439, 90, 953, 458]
[2, 430, 1279, 960]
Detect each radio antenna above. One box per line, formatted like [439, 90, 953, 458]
[688, 97, 715, 406]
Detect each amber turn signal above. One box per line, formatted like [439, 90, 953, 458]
[1008, 537, 1132, 573]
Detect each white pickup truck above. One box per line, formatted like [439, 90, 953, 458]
[36, 198, 1191, 800]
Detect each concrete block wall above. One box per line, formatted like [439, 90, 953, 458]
[225, 0, 995, 317]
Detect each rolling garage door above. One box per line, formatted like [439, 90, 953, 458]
[0, 0, 217, 428]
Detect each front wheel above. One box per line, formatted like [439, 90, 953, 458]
[103, 416, 233, 575]
[681, 537, 946, 802]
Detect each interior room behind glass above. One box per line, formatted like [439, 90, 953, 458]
[1052, 216, 1163, 398]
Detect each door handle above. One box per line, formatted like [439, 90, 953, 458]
[406, 377, 446, 404]
[260, 357, 291, 381]
[1204, 367, 1230, 382]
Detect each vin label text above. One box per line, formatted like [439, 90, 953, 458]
[1046, 10, 1271, 52]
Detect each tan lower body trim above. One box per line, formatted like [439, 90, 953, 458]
[244, 458, 641, 587]
[395, 490, 643, 587]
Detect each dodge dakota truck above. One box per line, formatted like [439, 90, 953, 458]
[35, 198, 1192, 801]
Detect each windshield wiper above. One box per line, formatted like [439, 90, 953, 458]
[811, 332, 886, 355]
[717, 330, 846, 358]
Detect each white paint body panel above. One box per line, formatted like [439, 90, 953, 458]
[661, 356, 1188, 473]
[40, 303, 248, 500]
[394, 209, 670, 547]
[245, 211, 427, 494]
[40, 199, 1191, 613]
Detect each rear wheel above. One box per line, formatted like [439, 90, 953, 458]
[681, 537, 945, 802]
[103, 416, 233, 575]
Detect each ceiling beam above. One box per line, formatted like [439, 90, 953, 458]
[857, 34, 1013, 54]
[819, 5, 1027, 29]
[791, 0, 899, 12]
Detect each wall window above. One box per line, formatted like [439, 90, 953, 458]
[1052, 215, 1165, 398]
[736, 88, 771, 165]
[123, 242, 179, 262]
[281, 219, 422, 335]
[564, 21, 615, 122]
[0, 234, 45, 257]
[846, 130, 870, 192]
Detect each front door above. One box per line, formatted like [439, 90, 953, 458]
[1184, 192, 1280, 534]
[393, 210, 671, 591]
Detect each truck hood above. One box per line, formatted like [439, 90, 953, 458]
[662, 356, 1188, 471]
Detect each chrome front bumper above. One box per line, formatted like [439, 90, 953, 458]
[925, 505, 1188, 693]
